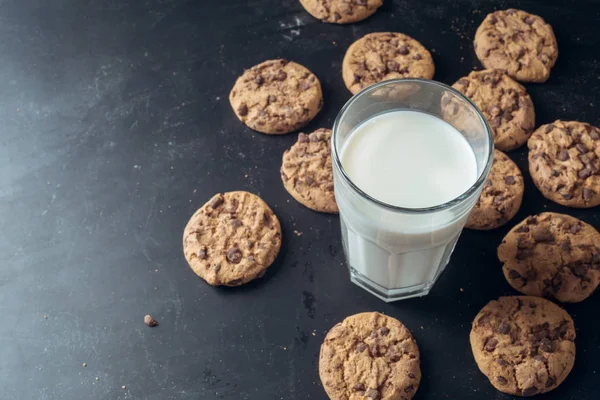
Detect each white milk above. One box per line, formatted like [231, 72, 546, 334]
[337, 110, 479, 297]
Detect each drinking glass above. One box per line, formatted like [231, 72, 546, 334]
[331, 79, 494, 302]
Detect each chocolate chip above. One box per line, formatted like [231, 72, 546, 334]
[560, 239, 571, 251]
[572, 263, 590, 278]
[333, 12, 341, 20]
[231, 218, 243, 228]
[208, 194, 224, 209]
[524, 16, 535, 25]
[527, 216, 538, 225]
[503, 110, 513, 122]
[267, 95, 277, 104]
[263, 212, 274, 229]
[274, 70, 287, 81]
[356, 343, 367, 353]
[237, 104, 248, 116]
[404, 385, 414, 393]
[562, 192, 573, 200]
[516, 248, 534, 260]
[225, 198, 239, 213]
[227, 278, 242, 286]
[557, 149, 569, 161]
[583, 188, 596, 200]
[214, 263, 221, 273]
[545, 124, 555, 133]
[484, 337, 498, 352]
[496, 376, 508, 385]
[144, 315, 158, 327]
[299, 81, 311, 91]
[376, 327, 389, 337]
[546, 377, 555, 387]
[591, 129, 600, 140]
[490, 116, 502, 128]
[534, 355, 547, 363]
[398, 45, 409, 55]
[487, 104, 501, 115]
[579, 167, 593, 179]
[522, 386, 538, 396]
[226, 247, 243, 264]
[408, 373, 416, 379]
[489, 15, 498, 24]
[509, 270, 522, 279]
[570, 223, 582, 234]
[353, 383, 365, 391]
[540, 339, 555, 353]
[497, 322, 511, 334]
[386, 61, 399, 72]
[305, 176, 315, 186]
[255, 75, 264, 85]
[576, 143, 588, 153]
[298, 132, 309, 143]
[198, 247, 208, 259]
[532, 227, 554, 243]
[365, 389, 380, 399]
[413, 53, 423, 60]
[515, 225, 530, 233]
[506, 9, 517, 15]
[504, 176, 516, 185]
[496, 358, 508, 367]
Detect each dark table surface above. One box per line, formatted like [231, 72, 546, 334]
[1, 0, 599, 399]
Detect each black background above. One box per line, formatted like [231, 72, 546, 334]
[1, 0, 599, 399]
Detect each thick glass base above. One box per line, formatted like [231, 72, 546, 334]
[349, 262, 449, 302]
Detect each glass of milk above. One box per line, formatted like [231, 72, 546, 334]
[332, 79, 494, 302]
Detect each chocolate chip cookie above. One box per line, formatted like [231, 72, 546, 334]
[466, 150, 524, 230]
[281, 128, 338, 213]
[183, 191, 282, 286]
[452, 69, 535, 151]
[470, 296, 576, 397]
[498, 212, 600, 303]
[229, 59, 323, 134]
[319, 312, 420, 400]
[342, 32, 435, 95]
[474, 9, 558, 83]
[299, 0, 383, 24]
[528, 120, 600, 208]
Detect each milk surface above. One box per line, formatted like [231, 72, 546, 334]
[341, 110, 478, 208]
[336, 110, 480, 298]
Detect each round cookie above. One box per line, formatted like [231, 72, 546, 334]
[182, 191, 282, 286]
[528, 120, 600, 208]
[474, 9, 558, 83]
[470, 296, 576, 397]
[452, 69, 535, 151]
[498, 212, 600, 303]
[229, 59, 323, 134]
[319, 312, 420, 400]
[299, 0, 383, 24]
[281, 128, 338, 213]
[342, 32, 435, 95]
[466, 150, 524, 230]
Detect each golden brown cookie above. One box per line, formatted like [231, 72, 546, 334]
[466, 150, 524, 230]
[182, 191, 282, 286]
[470, 296, 576, 397]
[342, 32, 434, 95]
[498, 213, 600, 303]
[229, 59, 323, 134]
[281, 128, 338, 213]
[299, 0, 383, 24]
[319, 312, 420, 400]
[528, 120, 600, 208]
[452, 69, 535, 151]
[474, 9, 558, 83]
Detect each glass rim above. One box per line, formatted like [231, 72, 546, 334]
[331, 78, 495, 214]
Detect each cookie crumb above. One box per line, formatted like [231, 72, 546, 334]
[293, 230, 303, 237]
[122, 385, 126, 390]
[82, 363, 87, 367]
[95, 377, 99, 381]
[44, 315, 48, 319]
[460, 288, 464, 292]
[144, 315, 158, 327]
